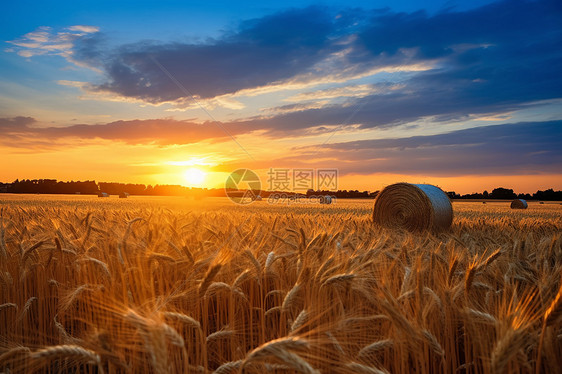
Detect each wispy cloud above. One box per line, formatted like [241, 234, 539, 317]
[310, 120, 562, 176]
[6, 25, 99, 58]
[285, 84, 378, 102]
[0, 117, 242, 147]
[67, 25, 100, 33]
[214, 120, 562, 178]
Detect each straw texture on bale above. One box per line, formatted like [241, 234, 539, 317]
[510, 199, 528, 209]
[372, 183, 453, 232]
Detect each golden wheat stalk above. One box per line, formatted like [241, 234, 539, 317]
[265, 306, 282, 318]
[18, 296, 37, 322]
[536, 282, 562, 374]
[464, 259, 478, 296]
[483, 249, 502, 268]
[206, 327, 234, 344]
[0, 346, 31, 365]
[243, 336, 309, 361]
[325, 332, 345, 356]
[422, 329, 444, 358]
[161, 323, 184, 347]
[379, 300, 418, 341]
[124, 309, 170, 374]
[214, 359, 242, 374]
[147, 252, 176, 266]
[447, 257, 459, 285]
[345, 362, 389, 374]
[544, 284, 562, 326]
[290, 309, 308, 333]
[264, 251, 276, 274]
[0, 302, 18, 312]
[30, 345, 104, 374]
[282, 284, 302, 313]
[78, 256, 111, 279]
[198, 264, 222, 296]
[465, 308, 497, 325]
[322, 274, 355, 289]
[0, 219, 7, 259]
[161, 311, 201, 330]
[243, 348, 318, 374]
[53, 314, 81, 344]
[358, 339, 394, 358]
[203, 281, 233, 298]
[242, 249, 262, 279]
[21, 240, 45, 262]
[491, 328, 526, 374]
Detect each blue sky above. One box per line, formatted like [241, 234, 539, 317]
[2, 0, 499, 39]
[1, 0, 561, 192]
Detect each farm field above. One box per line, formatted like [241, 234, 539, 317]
[0, 195, 561, 373]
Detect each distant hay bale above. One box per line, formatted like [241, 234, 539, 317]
[539, 201, 544, 204]
[319, 195, 333, 205]
[119, 192, 129, 199]
[372, 183, 453, 232]
[97, 192, 109, 198]
[510, 199, 528, 209]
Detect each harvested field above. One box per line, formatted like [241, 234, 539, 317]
[1, 195, 561, 373]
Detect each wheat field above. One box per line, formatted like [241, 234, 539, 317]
[0, 195, 561, 373]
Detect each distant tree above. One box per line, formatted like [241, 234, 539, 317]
[447, 191, 460, 199]
[490, 187, 516, 200]
[534, 188, 562, 201]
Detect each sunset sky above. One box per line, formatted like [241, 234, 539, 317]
[1, 0, 561, 194]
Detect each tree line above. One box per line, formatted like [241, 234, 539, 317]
[0, 179, 217, 197]
[447, 187, 562, 201]
[0, 180, 561, 200]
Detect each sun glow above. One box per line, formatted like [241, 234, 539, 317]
[184, 167, 206, 187]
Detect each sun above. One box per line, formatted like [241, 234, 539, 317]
[184, 167, 206, 187]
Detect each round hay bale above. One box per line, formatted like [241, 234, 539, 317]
[372, 183, 453, 232]
[510, 199, 528, 209]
